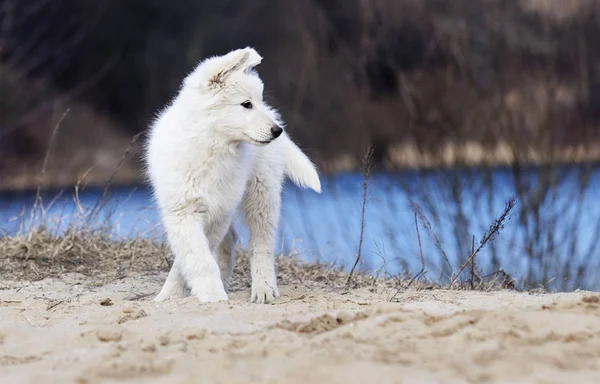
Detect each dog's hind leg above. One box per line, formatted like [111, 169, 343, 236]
[241, 168, 283, 304]
[155, 263, 187, 301]
[215, 227, 238, 292]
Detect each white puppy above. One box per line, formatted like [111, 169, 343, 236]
[145, 47, 321, 304]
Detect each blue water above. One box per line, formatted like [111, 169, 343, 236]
[2, 167, 599, 290]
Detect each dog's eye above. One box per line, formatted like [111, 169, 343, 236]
[241, 101, 253, 109]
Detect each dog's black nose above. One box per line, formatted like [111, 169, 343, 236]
[271, 125, 283, 138]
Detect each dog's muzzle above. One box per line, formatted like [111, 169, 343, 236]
[270, 125, 283, 139]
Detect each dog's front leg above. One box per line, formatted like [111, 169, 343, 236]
[162, 213, 228, 303]
[155, 262, 187, 301]
[242, 176, 282, 304]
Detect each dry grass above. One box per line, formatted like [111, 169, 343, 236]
[0, 225, 517, 300]
[0, 230, 168, 283]
[0, 227, 385, 293]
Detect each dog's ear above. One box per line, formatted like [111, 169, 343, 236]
[208, 47, 262, 87]
[184, 47, 263, 90]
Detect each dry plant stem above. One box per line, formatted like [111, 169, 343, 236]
[450, 197, 517, 288]
[102, 132, 142, 196]
[88, 132, 142, 221]
[347, 145, 375, 285]
[469, 235, 485, 290]
[470, 235, 475, 290]
[410, 200, 454, 276]
[407, 211, 426, 288]
[1, 229, 386, 291]
[29, 108, 70, 236]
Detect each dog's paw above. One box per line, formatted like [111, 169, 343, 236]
[190, 279, 229, 303]
[154, 291, 172, 302]
[251, 280, 280, 304]
[194, 290, 229, 303]
[154, 279, 188, 302]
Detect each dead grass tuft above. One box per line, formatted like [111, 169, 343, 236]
[0, 228, 382, 291]
[0, 227, 515, 298]
[0, 229, 168, 282]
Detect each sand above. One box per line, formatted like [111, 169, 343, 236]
[1, 273, 599, 384]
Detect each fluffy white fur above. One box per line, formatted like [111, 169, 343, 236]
[145, 47, 321, 304]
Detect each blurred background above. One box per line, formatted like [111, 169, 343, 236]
[1, 0, 600, 290]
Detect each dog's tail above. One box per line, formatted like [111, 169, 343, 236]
[281, 134, 322, 193]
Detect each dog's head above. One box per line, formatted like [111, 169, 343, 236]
[183, 47, 284, 146]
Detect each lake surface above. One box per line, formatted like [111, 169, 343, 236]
[2, 167, 599, 291]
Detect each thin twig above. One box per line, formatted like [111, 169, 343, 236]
[29, 108, 70, 235]
[450, 197, 516, 288]
[410, 200, 454, 276]
[88, 132, 142, 222]
[470, 235, 475, 290]
[347, 145, 375, 285]
[407, 211, 426, 288]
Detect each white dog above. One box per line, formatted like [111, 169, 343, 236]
[145, 47, 321, 304]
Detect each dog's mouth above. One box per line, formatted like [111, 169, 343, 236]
[248, 137, 273, 146]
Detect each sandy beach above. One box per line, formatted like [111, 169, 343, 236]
[1, 271, 599, 384]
